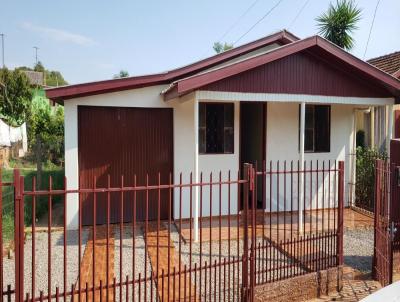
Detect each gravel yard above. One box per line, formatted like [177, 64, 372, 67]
[169, 223, 305, 301]
[343, 228, 374, 273]
[1, 224, 367, 302]
[2, 229, 89, 301]
[114, 227, 157, 302]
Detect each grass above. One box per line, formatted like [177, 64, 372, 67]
[2, 167, 65, 248]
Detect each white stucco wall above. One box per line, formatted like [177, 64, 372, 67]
[266, 102, 355, 211]
[64, 85, 388, 228]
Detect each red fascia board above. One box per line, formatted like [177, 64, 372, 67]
[46, 30, 298, 103]
[46, 74, 168, 103]
[314, 37, 400, 92]
[172, 37, 317, 97]
[168, 36, 400, 99]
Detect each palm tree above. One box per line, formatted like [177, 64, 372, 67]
[213, 42, 234, 54]
[316, 0, 362, 50]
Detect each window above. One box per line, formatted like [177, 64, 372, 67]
[299, 105, 330, 152]
[199, 103, 234, 154]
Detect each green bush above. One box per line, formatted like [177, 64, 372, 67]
[355, 147, 387, 212]
[2, 168, 64, 239]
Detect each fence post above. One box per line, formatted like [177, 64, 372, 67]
[241, 163, 254, 302]
[13, 169, 24, 302]
[337, 162, 344, 268]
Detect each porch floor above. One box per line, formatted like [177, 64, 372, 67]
[176, 208, 373, 243]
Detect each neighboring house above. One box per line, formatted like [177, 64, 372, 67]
[22, 70, 44, 87]
[368, 51, 400, 139]
[22, 70, 58, 106]
[46, 30, 400, 229]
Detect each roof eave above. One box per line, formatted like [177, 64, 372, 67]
[165, 36, 400, 100]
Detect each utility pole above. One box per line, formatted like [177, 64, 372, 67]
[0, 34, 4, 68]
[33, 46, 39, 66]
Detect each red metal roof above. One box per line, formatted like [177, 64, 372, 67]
[164, 36, 400, 100]
[46, 30, 298, 103]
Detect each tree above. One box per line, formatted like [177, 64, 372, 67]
[0, 68, 32, 126]
[316, 0, 362, 50]
[113, 70, 129, 79]
[213, 42, 234, 54]
[28, 93, 64, 184]
[34, 61, 45, 72]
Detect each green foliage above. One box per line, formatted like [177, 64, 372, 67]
[316, 0, 362, 50]
[355, 147, 386, 212]
[1, 168, 65, 245]
[213, 42, 234, 53]
[46, 70, 68, 86]
[28, 90, 65, 166]
[113, 70, 129, 79]
[0, 68, 33, 126]
[33, 61, 45, 73]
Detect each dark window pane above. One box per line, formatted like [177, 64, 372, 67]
[199, 103, 234, 154]
[305, 129, 314, 152]
[224, 128, 234, 153]
[224, 104, 234, 127]
[199, 128, 206, 154]
[305, 106, 314, 129]
[299, 104, 331, 153]
[199, 103, 206, 127]
[315, 105, 330, 152]
[206, 104, 224, 153]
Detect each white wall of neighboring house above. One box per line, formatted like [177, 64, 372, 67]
[63, 84, 394, 229]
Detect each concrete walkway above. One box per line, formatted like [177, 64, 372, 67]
[76, 226, 115, 302]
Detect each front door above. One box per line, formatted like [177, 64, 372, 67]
[240, 102, 266, 210]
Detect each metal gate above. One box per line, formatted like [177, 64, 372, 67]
[373, 159, 392, 286]
[373, 140, 400, 287]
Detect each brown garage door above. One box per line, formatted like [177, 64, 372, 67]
[78, 106, 173, 225]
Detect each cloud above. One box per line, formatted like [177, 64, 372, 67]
[21, 22, 95, 46]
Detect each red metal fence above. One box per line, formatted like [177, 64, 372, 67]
[1, 161, 344, 302]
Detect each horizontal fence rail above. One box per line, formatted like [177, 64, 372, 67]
[1, 160, 344, 302]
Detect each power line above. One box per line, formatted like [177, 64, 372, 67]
[363, 0, 381, 59]
[216, 0, 261, 43]
[233, 0, 285, 46]
[288, 0, 311, 30]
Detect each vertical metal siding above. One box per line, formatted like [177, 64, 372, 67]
[78, 106, 173, 225]
[203, 52, 391, 98]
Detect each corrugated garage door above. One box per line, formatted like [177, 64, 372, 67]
[78, 106, 173, 225]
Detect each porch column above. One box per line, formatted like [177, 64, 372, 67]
[370, 107, 375, 147]
[386, 104, 394, 157]
[299, 102, 305, 233]
[194, 98, 199, 242]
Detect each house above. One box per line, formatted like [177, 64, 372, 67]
[46, 30, 400, 230]
[368, 51, 400, 139]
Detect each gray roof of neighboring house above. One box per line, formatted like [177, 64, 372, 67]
[22, 70, 44, 86]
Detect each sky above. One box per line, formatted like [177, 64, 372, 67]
[1, 0, 399, 84]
